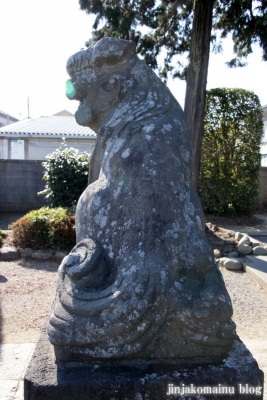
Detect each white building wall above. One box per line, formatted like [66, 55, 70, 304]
[0, 138, 95, 160]
[28, 139, 60, 160]
[0, 137, 95, 160]
[28, 138, 94, 160]
[0, 139, 8, 159]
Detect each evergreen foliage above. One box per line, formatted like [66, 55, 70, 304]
[79, 0, 267, 192]
[79, 0, 267, 80]
[199, 88, 263, 215]
[11, 207, 76, 250]
[0, 228, 6, 246]
[80, 0, 193, 80]
[215, 0, 267, 67]
[38, 138, 90, 208]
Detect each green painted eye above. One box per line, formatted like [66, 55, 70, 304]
[66, 79, 76, 98]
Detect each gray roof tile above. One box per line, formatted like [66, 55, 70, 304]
[0, 116, 96, 138]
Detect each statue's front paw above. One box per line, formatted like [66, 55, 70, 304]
[63, 253, 80, 270]
[63, 238, 110, 290]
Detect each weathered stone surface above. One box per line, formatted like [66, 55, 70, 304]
[251, 242, 261, 248]
[25, 327, 264, 400]
[32, 250, 52, 260]
[224, 258, 243, 271]
[48, 38, 236, 363]
[238, 235, 251, 246]
[218, 257, 228, 266]
[214, 248, 222, 258]
[0, 246, 20, 261]
[252, 246, 267, 255]
[227, 230, 236, 237]
[250, 238, 261, 248]
[219, 257, 242, 270]
[228, 252, 240, 258]
[206, 222, 218, 232]
[238, 244, 252, 255]
[235, 232, 244, 241]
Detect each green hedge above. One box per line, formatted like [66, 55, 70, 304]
[200, 88, 263, 215]
[11, 207, 75, 250]
[0, 228, 6, 246]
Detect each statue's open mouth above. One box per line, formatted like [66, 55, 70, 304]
[66, 79, 95, 126]
[66, 79, 76, 99]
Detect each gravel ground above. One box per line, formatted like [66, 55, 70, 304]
[0, 259, 58, 344]
[220, 266, 267, 340]
[0, 258, 266, 398]
[220, 266, 267, 399]
[2, 259, 266, 343]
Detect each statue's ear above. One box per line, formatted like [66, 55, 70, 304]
[91, 38, 136, 68]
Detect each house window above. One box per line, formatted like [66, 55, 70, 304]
[262, 155, 267, 167]
[10, 139, 25, 159]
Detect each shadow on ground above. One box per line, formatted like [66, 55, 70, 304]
[16, 259, 59, 272]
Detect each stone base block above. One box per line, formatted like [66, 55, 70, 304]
[24, 328, 264, 400]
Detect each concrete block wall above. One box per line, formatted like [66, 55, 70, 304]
[0, 160, 45, 212]
[1, 161, 267, 213]
[258, 167, 267, 211]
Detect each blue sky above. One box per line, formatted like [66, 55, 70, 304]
[0, 0, 266, 120]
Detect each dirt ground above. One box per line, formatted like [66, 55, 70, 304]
[1, 254, 267, 344]
[1, 213, 267, 399]
[205, 213, 265, 228]
[204, 212, 266, 239]
[0, 213, 267, 344]
[1, 251, 267, 398]
[0, 258, 58, 343]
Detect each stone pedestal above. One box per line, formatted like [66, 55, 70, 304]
[24, 327, 263, 400]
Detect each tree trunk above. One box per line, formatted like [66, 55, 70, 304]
[184, 0, 214, 192]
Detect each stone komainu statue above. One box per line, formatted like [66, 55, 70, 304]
[48, 38, 236, 362]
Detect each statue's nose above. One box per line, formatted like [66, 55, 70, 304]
[66, 79, 76, 99]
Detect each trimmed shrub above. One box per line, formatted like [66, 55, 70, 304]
[200, 88, 263, 215]
[0, 228, 6, 246]
[38, 138, 90, 208]
[11, 207, 75, 250]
